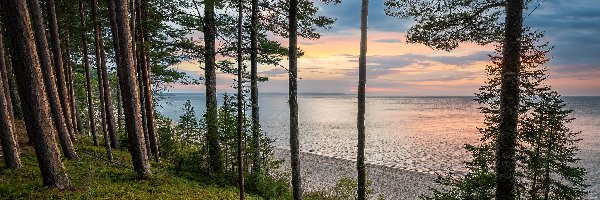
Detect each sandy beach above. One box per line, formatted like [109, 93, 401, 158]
[274, 149, 441, 199]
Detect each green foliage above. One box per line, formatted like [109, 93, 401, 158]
[422, 31, 588, 199]
[0, 143, 260, 199]
[305, 176, 382, 200]
[385, 0, 536, 51]
[155, 94, 290, 199]
[385, 0, 505, 51]
[169, 0, 336, 79]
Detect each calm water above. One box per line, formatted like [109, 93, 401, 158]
[157, 93, 600, 196]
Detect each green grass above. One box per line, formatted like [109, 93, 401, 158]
[0, 141, 258, 199]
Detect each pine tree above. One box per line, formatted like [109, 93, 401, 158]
[385, 0, 525, 197]
[0, 28, 21, 169]
[357, 0, 369, 199]
[79, 0, 99, 146]
[30, 0, 79, 159]
[1, 0, 70, 188]
[236, 0, 246, 199]
[203, 0, 223, 176]
[46, 0, 78, 141]
[135, 0, 159, 163]
[108, 0, 152, 178]
[288, 0, 301, 198]
[92, 0, 115, 160]
[249, 0, 261, 175]
[424, 31, 588, 200]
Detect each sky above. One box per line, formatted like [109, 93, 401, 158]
[169, 0, 600, 96]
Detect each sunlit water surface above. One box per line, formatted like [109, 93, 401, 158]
[157, 94, 600, 196]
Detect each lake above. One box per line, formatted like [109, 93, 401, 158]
[157, 93, 600, 196]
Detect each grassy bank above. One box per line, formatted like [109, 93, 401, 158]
[0, 134, 256, 199]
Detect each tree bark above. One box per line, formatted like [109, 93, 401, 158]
[1, 0, 70, 187]
[92, 0, 115, 160]
[79, 0, 99, 146]
[29, 0, 78, 159]
[495, 0, 523, 199]
[288, 0, 301, 199]
[236, 0, 245, 198]
[2, 48, 23, 121]
[130, 0, 149, 159]
[0, 32, 15, 124]
[204, 0, 223, 175]
[357, 0, 368, 199]
[117, 86, 123, 130]
[249, 0, 261, 175]
[108, 0, 152, 178]
[0, 29, 21, 169]
[138, 0, 159, 163]
[46, 0, 78, 143]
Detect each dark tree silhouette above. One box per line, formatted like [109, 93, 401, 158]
[249, 0, 261, 175]
[385, 0, 526, 197]
[496, 1, 524, 198]
[203, 0, 223, 175]
[1, 0, 70, 188]
[357, 0, 368, 199]
[236, 0, 245, 199]
[288, 0, 301, 199]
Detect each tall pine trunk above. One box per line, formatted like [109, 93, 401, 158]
[92, 0, 115, 159]
[108, 0, 152, 178]
[0, 30, 21, 169]
[249, 0, 260, 174]
[1, 0, 70, 187]
[117, 86, 123, 130]
[138, 0, 159, 163]
[64, 32, 83, 134]
[495, 0, 523, 199]
[3, 52, 23, 120]
[46, 0, 78, 142]
[204, 0, 223, 175]
[236, 0, 245, 198]
[288, 0, 302, 199]
[79, 0, 99, 146]
[130, 0, 150, 160]
[108, 0, 123, 149]
[357, 0, 368, 199]
[0, 33, 15, 123]
[30, 0, 78, 159]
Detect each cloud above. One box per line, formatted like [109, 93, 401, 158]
[525, 0, 600, 70]
[373, 39, 402, 43]
[168, 1, 600, 96]
[260, 68, 288, 77]
[317, 0, 410, 32]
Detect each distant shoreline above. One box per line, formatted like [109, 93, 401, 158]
[158, 92, 600, 98]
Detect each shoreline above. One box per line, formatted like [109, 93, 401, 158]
[274, 148, 440, 199]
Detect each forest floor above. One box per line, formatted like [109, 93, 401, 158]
[0, 121, 256, 200]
